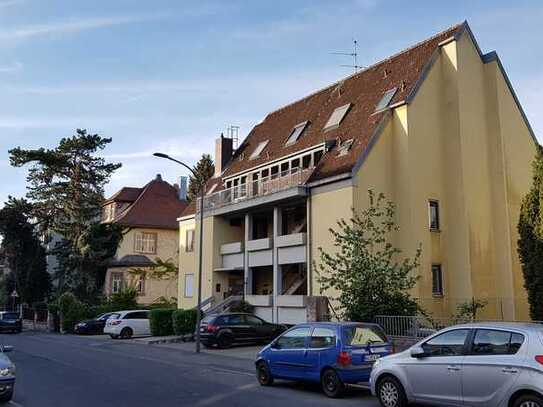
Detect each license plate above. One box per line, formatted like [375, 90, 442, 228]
[365, 354, 381, 362]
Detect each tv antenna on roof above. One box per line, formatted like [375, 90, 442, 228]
[227, 125, 240, 149]
[331, 39, 364, 73]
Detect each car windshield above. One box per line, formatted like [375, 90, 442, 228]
[97, 314, 111, 321]
[2, 313, 19, 320]
[109, 313, 121, 320]
[343, 325, 388, 346]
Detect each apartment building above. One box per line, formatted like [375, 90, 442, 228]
[178, 22, 537, 323]
[103, 175, 188, 305]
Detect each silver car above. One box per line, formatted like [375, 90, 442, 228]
[370, 322, 543, 407]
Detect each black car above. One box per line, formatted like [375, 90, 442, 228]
[74, 313, 114, 335]
[199, 313, 286, 349]
[0, 312, 22, 333]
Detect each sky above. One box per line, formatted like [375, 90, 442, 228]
[0, 0, 542, 205]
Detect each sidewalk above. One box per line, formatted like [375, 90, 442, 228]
[154, 341, 261, 361]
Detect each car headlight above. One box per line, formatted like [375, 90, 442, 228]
[0, 366, 15, 377]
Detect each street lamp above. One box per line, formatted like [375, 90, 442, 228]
[153, 152, 205, 353]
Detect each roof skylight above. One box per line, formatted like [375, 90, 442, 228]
[323, 103, 351, 132]
[249, 140, 269, 160]
[285, 121, 308, 146]
[337, 138, 354, 157]
[375, 87, 398, 112]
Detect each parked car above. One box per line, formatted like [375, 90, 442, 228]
[74, 313, 114, 335]
[0, 312, 22, 334]
[0, 345, 16, 402]
[104, 310, 150, 339]
[371, 322, 543, 407]
[256, 322, 393, 398]
[199, 313, 286, 349]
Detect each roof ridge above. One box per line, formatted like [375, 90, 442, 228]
[113, 178, 157, 224]
[265, 21, 465, 118]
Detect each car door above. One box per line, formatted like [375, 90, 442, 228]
[226, 314, 249, 342]
[461, 329, 525, 406]
[405, 328, 470, 406]
[244, 315, 270, 342]
[123, 312, 140, 335]
[305, 327, 338, 381]
[268, 326, 311, 380]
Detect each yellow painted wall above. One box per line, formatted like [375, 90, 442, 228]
[178, 217, 196, 309]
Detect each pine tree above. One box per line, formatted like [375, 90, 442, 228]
[316, 190, 422, 322]
[187, 154, 214, 202]
[518, 145, 543, 320]
[9, 129, 122, 298]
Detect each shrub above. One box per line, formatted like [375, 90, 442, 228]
[172, 309, 199, 336]
[150, 308, 175, 336]
[230, 300, 253, 313]
[108, 288, 138, 311]
[57, 292, 92, 333]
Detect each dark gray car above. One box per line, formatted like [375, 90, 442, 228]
[0, 345, 15, 402]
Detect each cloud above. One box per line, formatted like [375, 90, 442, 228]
[0, 0, 24, 9]
[0, 61, 23, 74]
[0, 14, 168, 42]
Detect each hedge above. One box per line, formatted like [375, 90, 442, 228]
[150, 308, 175, 336]
[172, 309, 199, 336]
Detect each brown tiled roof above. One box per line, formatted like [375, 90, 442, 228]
[106, 176, 188, 230]
[180, 23, 465, 217]
[104, 187, 142, 204]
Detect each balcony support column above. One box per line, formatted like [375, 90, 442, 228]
[272, 207, 282, 322]
[244, 213, 252, 296]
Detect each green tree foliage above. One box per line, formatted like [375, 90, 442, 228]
[455, 298, 488, 321]
[172, 309, 199, 336]
[187, 154, 214, 202]
[316, 191, 422, 322]
[149, 308, 175, 336]
[9, 129, 122, 299]
[518, 145, 543, 320]
[0, 197, 51, 306]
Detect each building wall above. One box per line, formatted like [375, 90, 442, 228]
[105, 227, 179, 305]
[178, 217, 196, 309]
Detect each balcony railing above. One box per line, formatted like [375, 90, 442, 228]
[198, 167, 313, 212]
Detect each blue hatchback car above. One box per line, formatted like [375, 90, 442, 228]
[255, 322, 392, 398]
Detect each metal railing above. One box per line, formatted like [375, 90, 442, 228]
[204, 295, 243, 316]
[199, 167, 313, 212]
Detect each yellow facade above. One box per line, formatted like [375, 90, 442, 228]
[178, 29, 536, 321]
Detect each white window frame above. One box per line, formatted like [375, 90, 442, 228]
[249, 140, 269, 160]
[285, 121, 308, 146]
[184, 274, 194, 298]
[323, 103, 351, 131]
[428, 200, 440, 231]
[134, 232, 157, 254]
[112, 272, 123, 294]
[185, 229, 195, 252]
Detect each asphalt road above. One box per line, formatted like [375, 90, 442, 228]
[0, 332, 381, 407]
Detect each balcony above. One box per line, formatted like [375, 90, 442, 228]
[199, 168, 313, 216]
[247, 238, 272, 267]
[216, 242, 244, 271]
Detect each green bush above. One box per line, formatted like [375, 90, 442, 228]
[172, 309, 199, 336]
[230, 300, 253, 313]
[58, 292, 93, 333]
[150, 308, 175, 336]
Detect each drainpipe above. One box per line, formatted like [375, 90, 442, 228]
[306, 192, 313, 296]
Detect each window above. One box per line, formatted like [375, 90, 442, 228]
[429, 200, 440, 231]
[285, 121, 308, 146]
[245, 315, 264, 326]
[124, 311, 148, 320]
[310, 327, 337, 348]
[375, 87, 398, 112]
[337, 138, 354, 157]
[302, 154, 312, 169]
[135, 275, 144, 295]
[1, 313, 19, 321]
[422, 329, 470, 357]
[249, 140, 269, 160]
[134, 232, 157, 254]
[184, 274, 194, 298]
[314, 150, 323, 165]
[323, 103, 351, 131]
[275, 327, 310, 349]
[185, 229, 195, 252]
[432, 264, 444, 296]
[471, 330, 525, 355]
[112, 272, 123, 294]
[343, 325, 388, 346]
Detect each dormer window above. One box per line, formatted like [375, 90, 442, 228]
[375, 87, 398, 112]
[323, 103, 351, 132]
[249, 140, 269, 160]
[337, 139, 354, 157]
[285, 121, 308, 146]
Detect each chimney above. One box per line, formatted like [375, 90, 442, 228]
[215, 133, 233, 177]
[178, 176, 188, 201]
[155, 174, 163, 181]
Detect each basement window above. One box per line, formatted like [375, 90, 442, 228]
[249, 140, 269, 160]
[337, 139, 354, 157]
[323, 103, 351, 132]
[375, 87, 398, 112]
[285, 121, 309, 146]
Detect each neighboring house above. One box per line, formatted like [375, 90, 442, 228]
[178, 22, 537, 324]
[103, 174, 188, 305]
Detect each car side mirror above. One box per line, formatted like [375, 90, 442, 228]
[410, 346, 426, 358]
[1, 345, 13, 353]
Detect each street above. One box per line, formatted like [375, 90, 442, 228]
[0, 332, 380, 407]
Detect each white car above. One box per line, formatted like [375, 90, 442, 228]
[104, 310, 150, 339]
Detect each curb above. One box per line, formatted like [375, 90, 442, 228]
[139, 334, 195, 345]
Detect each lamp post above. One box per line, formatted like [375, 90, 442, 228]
[153, 152, 205, 353]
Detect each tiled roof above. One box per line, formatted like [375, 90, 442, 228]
[180, 22, 465, 217]
[105, 187, 142, 203]
[106, 176, 188, 230]
[108, 254, 155, 268]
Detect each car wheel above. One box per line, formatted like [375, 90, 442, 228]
[109, 334, 118, 339]
[321, 368, 345, 398]
[120, 328, 133, 339]
[217, 334, 233, 349]
[513, 394, 543, 407]
[377, 376, 407, 407]
[256, 361, 274, 386]
[0, 388, 13, 402]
